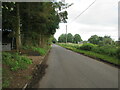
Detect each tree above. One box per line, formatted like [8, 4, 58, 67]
[16, 3, 21, 52]
[2, 2, 71, 50]
[67, 33, 73, 43]
[58, 34, 66, 43]
[2, 2, 21, 52]
[88, 35, 100, 44]
[73, 34, 82, 43]
[88, 35, 114, 45]
[103, 36, 113, 45]
[52, 37, 57, 43]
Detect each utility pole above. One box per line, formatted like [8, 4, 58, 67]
[66, 24, 67, 43]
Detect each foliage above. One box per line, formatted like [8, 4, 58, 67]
[2, 79, 10, 88]
[73, 34, 82, 43]
[52, 37, 57, 43]
[31, 47, 46, 55]
[88, 35, 101, 45]
[79, 43, 96, 51]
[2, 68, 10, 88]
[58, 33, 82, 43]
[21, 45, 32, 50]
[2, 52, 32, 71]
[22, 45, 50, 56]
[58, 34, 67, 43]
[88, 35, 114, 46]
[74, 49, 119, 65]
[58, 43, 119, 65]
[116, 47, 120, 59]
[92, 45, 117, 57]
[67, 33, 73, 43]
[2, 2, 71, 50]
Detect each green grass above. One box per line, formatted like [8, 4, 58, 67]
[58, 43, 119, 65]
[22, 45, 51, 56]
[31, 47, 47, 56]
[2, 52, 32, 71]
[2, 68, 10, 88]
[2, 79, 10, 88]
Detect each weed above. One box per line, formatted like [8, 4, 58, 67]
[2, 52, 32, 71]
[58, 43, 119, 65]
[79, 43, 97, 51]
[2, 79, 10, 88]
[31, 47, 46, 56]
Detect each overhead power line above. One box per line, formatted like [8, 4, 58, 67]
[70, 0, 97, 23]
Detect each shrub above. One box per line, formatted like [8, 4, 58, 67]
[32, 47, 46, 55]
[21, 45, 32, 50]
[116, 48, 120, 59]
[2, 52, 32, 71]
[2, 79, 9, 88]
[92, 45, 117, 57]
[80, 43, 96, 51]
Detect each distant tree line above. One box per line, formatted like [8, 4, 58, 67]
[58, 33, 82, 43]
[88, 35, 115, 46]
[58, 33, 115, 45]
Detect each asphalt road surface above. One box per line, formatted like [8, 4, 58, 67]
[37, 44, 118, 88]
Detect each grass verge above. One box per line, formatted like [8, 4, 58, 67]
[58, 44, 119, 66]
[22, 45, 51, 56]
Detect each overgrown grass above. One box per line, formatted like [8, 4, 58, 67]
[21, 45, 32, 50]
[2, 45, 51, 88]
[22, 45, 50, 56]
[2, 79, 10, 88]
[58, 43, 119, 65]
[31, 47, 46, 56]
[2, 52, 32, 71]
[2, 68, 10, 88]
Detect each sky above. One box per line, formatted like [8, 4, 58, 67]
[54, 0, 119, 41]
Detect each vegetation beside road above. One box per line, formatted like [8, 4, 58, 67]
[2, 45, 51, 88]
[58, 43, 119, 65]
[3, 52, 32, 71]
[22, 45, 50, 56]
[57, 33, 119, 66]
[2, 1, 71, 88]
[2, 52, 32, 88]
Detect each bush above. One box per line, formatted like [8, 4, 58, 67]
[32, 47, 46, 55]
[2, 52, 32, 71]
[116, 48, 120, 59]
[80, 43, 96, 51]
[21, 45, 32, 50]
[92, 45, 117, 57]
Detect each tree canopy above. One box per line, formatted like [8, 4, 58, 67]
[58, 33, 82, 43]
[73, 34, 82, 43]
[88, 35, 114, 45]
[67, 33, 73, 43]
[2, 2, 70, 51]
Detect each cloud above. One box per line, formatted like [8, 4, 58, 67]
[54, 0, 119, 41]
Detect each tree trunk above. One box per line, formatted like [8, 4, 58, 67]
[16, 3, 21, 52]
[39, 34, 42, 47]
[39, 34, 46, 48]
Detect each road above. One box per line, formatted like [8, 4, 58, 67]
[37, 44, 118, 88]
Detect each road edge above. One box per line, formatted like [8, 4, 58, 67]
[59, 45, 119, 69]
[22, 47, 51, 89]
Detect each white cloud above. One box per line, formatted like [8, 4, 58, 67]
[54, 0, 119, 41]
